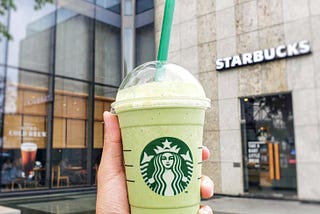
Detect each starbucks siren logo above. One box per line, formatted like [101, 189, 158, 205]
[140, 137, 193, 196]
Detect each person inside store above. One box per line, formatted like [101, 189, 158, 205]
[60, 158, 85, 184]
[96, 112, 214, 214]
[1, 158, 14, 186]
[1, 158, 24, 189]
[13, 158, 23, 179]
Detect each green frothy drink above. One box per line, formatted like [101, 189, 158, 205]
[112, 61, 210, 214]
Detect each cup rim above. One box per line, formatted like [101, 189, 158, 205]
[112, 97, 211, 113]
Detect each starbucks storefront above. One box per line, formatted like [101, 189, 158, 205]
[240, 93, 297, 198]
[0, 0, 155, 195]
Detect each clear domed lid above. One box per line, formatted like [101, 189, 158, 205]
[119, 61, 203, 91]
[113, 61, 210, 111]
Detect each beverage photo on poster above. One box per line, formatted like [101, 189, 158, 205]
[20, 142, 37, 179]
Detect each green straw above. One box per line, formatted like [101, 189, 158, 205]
[155, 0, 176, 81]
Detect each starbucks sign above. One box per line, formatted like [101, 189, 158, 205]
[216, 40, 311, 71]
[140, 137, 193, 196]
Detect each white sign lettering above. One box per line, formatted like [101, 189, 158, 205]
[216, 40, 311, 71]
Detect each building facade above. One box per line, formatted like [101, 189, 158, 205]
[1, 0, 320, 203]
[0, 0, 154, 195]
[154, 0, 320, 202]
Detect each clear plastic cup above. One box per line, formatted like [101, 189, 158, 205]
[112, 61, 210, 214]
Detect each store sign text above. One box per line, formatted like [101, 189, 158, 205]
[25, 95, 52, 106]
[8, 126, 47, 138]
[216, 40, 311, 71]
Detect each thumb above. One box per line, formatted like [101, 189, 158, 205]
[98, 111, 124, 180]
[96, 112, 129, 213]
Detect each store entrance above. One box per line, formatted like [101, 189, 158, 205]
[240, 93, 297, 198]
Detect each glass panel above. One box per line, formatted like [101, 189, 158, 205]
[55, 77, 89, 94]
[96, 0, 121, 14]
[92, 85, 115, 184]
[0, 66, 5, 123]
[52, 78, 88, 187]
[135, 24, 155, 66]
[136, 0, 154, 14]
[241, 94, 297, 197]
[95, 21, 121, 85]
[1, 68, 49, 191]
[95, 85, 118, 99]
[55, 4, 94, 80]
[7, 0, 55, 72]
[0, 10, 8, 65]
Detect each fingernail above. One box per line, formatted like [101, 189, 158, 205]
[199, 206, 212, 214]
[203, 179, 214, 197]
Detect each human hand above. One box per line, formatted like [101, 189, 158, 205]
[96, 111, 214, 214]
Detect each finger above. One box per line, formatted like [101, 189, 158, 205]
[96, 112, 128, 213]
[198, 205, 213, 214]
[202, 146, 210, 161]
[201, 175, 214, 199]
[97, 111, 124, 184]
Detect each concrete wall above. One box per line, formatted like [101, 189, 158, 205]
[155, 0, 320, 201]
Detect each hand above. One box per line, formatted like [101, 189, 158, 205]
[96, 112, 214, 214]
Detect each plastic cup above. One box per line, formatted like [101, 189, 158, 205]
[20, 142, 37, 178]
[112, 61, 210, 214]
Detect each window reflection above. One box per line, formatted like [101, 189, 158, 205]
[136, 24, 155, 66]
[0, 11, 7, 64]
[7, 0, 55, 72]
[53, 78, 88, 187]
[96, 0, 121, 14]
[0, 39, 6, 64]
[0, 66, 5, 127]
[241, 94, 297, 194]
[136, 0, 154, 14]
[55, 6, 94, 80]
[1, 0, 155, 193]
[95, 22, 121, 85]
[1, 68, 49, 191]
[93, 85, 115, 184]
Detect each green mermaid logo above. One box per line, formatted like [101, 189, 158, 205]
[140, 137, 193, 196]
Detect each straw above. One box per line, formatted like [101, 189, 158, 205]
[155, 0, 176, 81]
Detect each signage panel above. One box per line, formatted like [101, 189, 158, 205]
[216, 40, 311, 71]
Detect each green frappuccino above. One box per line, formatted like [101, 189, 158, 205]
[112, 61, 210, 214]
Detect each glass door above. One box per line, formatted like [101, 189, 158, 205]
[241, 93, 297, 198]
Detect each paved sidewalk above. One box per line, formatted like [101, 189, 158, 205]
[202, 196, 320, 214]
[0, 191, 319, 214]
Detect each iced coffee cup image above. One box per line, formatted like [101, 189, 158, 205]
[20, 142, 37, 178]
[112, 61, 210, 214]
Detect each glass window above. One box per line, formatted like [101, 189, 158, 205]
[0, 66, 5, 117]
[55, 5, 94, 80]
[96, 0, 121, 14]
[92, 85, 115, 184]
[53, 78, 88, 187]
[1, 68, 49, 191]
[136, 0, 154, 14]
[0, 11, 8, 65]
[95, 21, 121, 85]
[241, 93, 297, 196]
[7, 0, 55, 72]
[136, 24, 155, 66]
